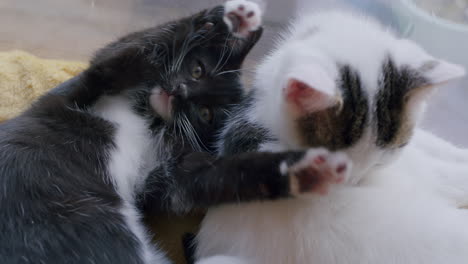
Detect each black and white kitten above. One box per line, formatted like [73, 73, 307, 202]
[0, 1, 323, 264]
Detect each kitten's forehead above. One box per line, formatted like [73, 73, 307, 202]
[289, 11, 409, 93]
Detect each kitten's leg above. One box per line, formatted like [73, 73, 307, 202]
[45, 0, 264, 110]
[142, 149, 350, 213]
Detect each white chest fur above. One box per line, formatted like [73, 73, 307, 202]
[93, 95, 155, 202]
[93, 95, 169, 264]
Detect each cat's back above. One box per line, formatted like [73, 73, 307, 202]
[0, 102, 146, 264]
[198, 184, 468, 264]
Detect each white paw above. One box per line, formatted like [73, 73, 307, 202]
[286, 148, 351, 196]
[223, 0, 262, 38]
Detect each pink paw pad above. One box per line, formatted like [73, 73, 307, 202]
[223, 0, 262, 38]
[288, 149, 351, 196]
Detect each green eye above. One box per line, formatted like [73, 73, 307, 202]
[199, 107, 213, 123]
[191, 63, 204, 79]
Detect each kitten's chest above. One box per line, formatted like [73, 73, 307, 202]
[93, 95, 159, 202]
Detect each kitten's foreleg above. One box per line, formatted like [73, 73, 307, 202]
[157, 149, 350, 213]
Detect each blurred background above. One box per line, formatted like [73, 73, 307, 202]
[1, 0, 467, 146]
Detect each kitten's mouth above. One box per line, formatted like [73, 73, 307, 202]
[150, 88, 174, 121]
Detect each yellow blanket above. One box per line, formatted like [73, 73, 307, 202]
[0, 50, 88, 122]
[0, 50, 201, 264]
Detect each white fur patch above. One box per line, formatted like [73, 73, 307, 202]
[93, 95, 168, 264]
[93, 95, 155, 201]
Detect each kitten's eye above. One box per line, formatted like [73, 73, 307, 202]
[191, 62, 204, 80]
[199, 107, 213, 123]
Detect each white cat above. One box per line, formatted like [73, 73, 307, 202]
[196, 11, 468, 264]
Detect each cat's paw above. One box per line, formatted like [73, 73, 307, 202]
[283, 148, 351, 196]
[223, 0, 262, 38]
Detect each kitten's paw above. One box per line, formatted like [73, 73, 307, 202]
[224, 0, 262, 38]
[283, 148, 351, 196]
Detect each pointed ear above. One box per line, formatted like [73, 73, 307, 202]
[405, 60, 465, 109]
[396, 39, 466, 86]
[420, 60, 466, 85]
[283, 64, 340, 115]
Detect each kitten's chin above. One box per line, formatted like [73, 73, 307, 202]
[150, 87, 173, 121]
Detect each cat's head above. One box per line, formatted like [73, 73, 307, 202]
[91, 5, 262, 152]
[255, 12, 465, 181]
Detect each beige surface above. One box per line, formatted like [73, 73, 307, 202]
[0, 0, 186, 60]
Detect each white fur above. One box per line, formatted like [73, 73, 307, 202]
[197, 11, 468, 264]
[223, 0, 262, 37]
[197, 256, 249, 264]
[93, 95, 169, 264]
[252, 11, 465, 182]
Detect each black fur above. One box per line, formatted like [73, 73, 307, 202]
[375, 57, 428, 147]
[0, 5, 273, 264]
[218, 94, 275, 155]
[141, 150, 308, 214]
[182, 233, 197, 264]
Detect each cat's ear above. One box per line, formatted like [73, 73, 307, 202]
[283, 64, 340, 115]
[419, 59, 465, 86]
[403, 59, 465, 113]
[396, 39, 466, 88]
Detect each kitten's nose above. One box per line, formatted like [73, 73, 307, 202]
[175, 83, 188, 98]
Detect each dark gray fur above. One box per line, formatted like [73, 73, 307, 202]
[0, 5, 308, 264]
[375, 57, 428, 148]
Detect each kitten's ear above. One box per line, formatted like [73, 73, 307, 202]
[284, 64, 339, 115]
[396, 39, 466, 87]
[405, 59, 465, 110]
[420, 60, 465, 85]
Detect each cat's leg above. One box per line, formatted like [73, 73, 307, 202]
[46, 0, 264, 110]
[142, 149, 351, 213]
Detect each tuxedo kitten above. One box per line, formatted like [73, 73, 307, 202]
[0, 1, 323, 264]
[196, 11, 468, 264]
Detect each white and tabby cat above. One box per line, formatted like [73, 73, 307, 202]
[195, 11, 468, 264]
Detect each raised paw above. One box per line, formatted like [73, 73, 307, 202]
[283, 148, 351, 196]
[223, 0, 262, 38]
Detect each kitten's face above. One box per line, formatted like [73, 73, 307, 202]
[93, 6, 262, 152]
[255, 12, 465, 181]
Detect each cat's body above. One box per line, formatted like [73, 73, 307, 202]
[196, 11, 468, 264]
[0, 1, 324, 263]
